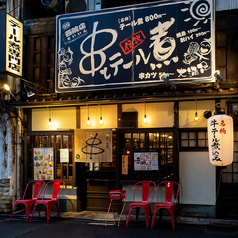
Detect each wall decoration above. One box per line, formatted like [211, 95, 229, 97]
[56, 0, 215, 93]
[74, 129, 112, 162]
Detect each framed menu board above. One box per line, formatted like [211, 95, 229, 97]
[134, 152, 159, 171]
[34, 148, 54, 180]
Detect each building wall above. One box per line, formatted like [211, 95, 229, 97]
[32, 107, 77, 131]
[179, 152, 216, 205]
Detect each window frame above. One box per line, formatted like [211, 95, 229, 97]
[179, 128, 208, 151]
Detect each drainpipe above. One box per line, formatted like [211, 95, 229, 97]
[16, 78, 22, 200]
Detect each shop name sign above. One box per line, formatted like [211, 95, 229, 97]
[0, 13, 23, 77]
[56, 0, 215, 93]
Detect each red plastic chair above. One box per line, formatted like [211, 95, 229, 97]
[105, 189, 128, 226]
[126, 181, 156, 229]
[10, 180, 45, 222]
[151, 181, 180, 231]
[30, 180, 65, 223]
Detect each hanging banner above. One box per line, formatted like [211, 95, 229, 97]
[207, 114, 234, 166]
[122, 155, 128, 175]
[56, 0, 215, 92]
[34, 148, 54, 180]
[74, 129, 112, 162]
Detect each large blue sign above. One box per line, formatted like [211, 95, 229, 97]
[56, 0, 215, 92]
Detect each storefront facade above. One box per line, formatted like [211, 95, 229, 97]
[1, 0, 238, 219]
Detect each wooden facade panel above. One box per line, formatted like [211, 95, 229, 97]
[24, 37, 34, 81]
[216, 49, 226, 67]
[40, 36, 49, 89]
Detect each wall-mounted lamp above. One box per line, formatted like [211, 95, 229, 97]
[24, 82, 35, 97]
[48, 107, 53, 127]
[143, 101, 148, 123]
[41, 0, 63, 12]
[87, 105, 91, 126]
[160, 73, 176, 90]
[194, 100, 199, 121]
[213, 70, 223, 89]
[0, 84, 19, 101]
[99, 104, 104, 126]
[0, 84, 10, 91]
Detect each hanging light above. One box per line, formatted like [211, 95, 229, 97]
[99, 104, 104, 126]
[207, 103, 233, 166]
[87, 105, 91, 126]
[143, 101, 148, 123]
[48, 107, 53, 127]
[194, 100, 199, 121]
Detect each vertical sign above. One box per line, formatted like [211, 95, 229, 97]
[122, 155, 128, 175]
[6, 14, 23, 77]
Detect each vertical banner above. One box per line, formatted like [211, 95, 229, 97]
[34, 148, 54, 180]
[74, 129, 112, 162]
[122, 155, 128, 175]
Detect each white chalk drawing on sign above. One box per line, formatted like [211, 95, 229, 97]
[182, 0, 211, 26]
[58, 47, 85, 88]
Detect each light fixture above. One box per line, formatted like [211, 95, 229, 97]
[0, 84, 19, 101]
[160, 73, 176, 90]
[99, 104, 104, 126]
[87, 105, 91, 126]
[194, 100, 199, 121]
[213, 70, 223, 89]
[160, 73, 170, 84]
[41, 0, 63, 12]
[143, 101, 148, 123]
[24, 82, 35, 97]
[48, 107, 53, 127]
[1, 84, 10, 91]
[207, 102, 233, 166]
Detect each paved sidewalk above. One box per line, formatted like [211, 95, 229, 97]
[2, 210, 238, 228]
[60, 211, 238, 227]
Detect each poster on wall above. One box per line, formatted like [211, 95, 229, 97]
[56, 0, 215, 93]
[74, 129, 112, 162]
[60, 149, 69, 162]
[134, 152, 159, 171]
[34, 148, 54, 180]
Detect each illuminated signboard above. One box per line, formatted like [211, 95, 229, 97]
[0, 13, 23, 77]
[56, 0, 215, 93]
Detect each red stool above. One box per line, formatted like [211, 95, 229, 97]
[105, 190, 128, 226]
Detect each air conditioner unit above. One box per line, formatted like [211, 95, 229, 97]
[65, 0, 101, 13]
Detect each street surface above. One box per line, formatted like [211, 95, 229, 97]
[0, 216, 237, 238]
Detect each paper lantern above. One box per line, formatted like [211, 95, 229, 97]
[207, 114, 233, 166]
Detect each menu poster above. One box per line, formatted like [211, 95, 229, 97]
[34, 148, 54, 180]
[134, 152, 159, 171]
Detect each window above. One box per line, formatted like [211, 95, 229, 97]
[179, 129, 208, 151]
[24, 131, 75, 185]
[119, 129, 176, 183]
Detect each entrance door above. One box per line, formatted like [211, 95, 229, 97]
[77, 132, 117, 211]
[216, 131, 238, 219]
